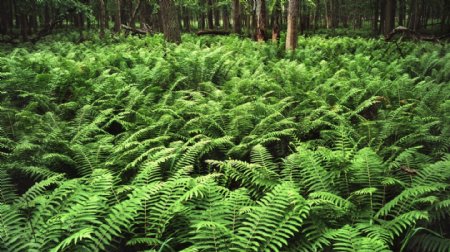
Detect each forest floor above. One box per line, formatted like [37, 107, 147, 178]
[0, 34, 449, 252]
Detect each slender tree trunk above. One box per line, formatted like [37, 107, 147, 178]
[99, 0, 106, 38]
[20, 14, 28, 41]
[183, 7, 191, 32]
[372, 0, 379, 34]
[214, 2, 221, 27]
[379, 0, 385, 34]
[286, 0, 298, 51]
[200, 13, 206, 30]
[331, 0, 339, 28]
[223, 8, 230, 30]
[207, 0, 214, 29]
[232, 0, 241, 33]
[408, 0, 418, 30]
[0, 0, 6, 34]
[159, 0, 181, 43]
[313, 0, 320, 32]
[441, 1, 449, 33]
[384, 0, 396, 35]
[114, 0, 121, 32]
[398, 0, 405, 26]
[271, 0, 281, 42]
[129, 0, 142, 28]
[255, 0, 267, 41]
[325, 0, 331, 29]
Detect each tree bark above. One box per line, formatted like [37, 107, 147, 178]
[20, 14, 28, 41]
[129, 0, 142, 28]
[384, 0, 396, 36]
[255, 0, 267, 42]
[408, 0, 418, 30]
[286, 0, 298, 51]
[379, 0, 386, 34]
[223, 8, 230, 30]
[99, 0, 106, 38]
[181, 7, 189, 31]
[232, 0, 241, 33]
[114, 0, 121, 32]
[372, 0, 379, 34]
[398, 0, 405, 26]
[207, 0, 214, 29]
[271, 0, 281, 42]
[159, 0, 181, 43]
[214, 2, 221, 27]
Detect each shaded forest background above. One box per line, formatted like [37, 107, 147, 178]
[0, 0, 449, 46]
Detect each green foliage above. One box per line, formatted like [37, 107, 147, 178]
[0, 34, 448, 251]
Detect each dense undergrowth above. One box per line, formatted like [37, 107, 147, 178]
[0, 34, 449, 252]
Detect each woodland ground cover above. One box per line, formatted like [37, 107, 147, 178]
[0, 34, 449, 251]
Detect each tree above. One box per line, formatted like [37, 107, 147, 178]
[286, 0, 299, 50]
[159, 0, 181, 43]
[384, 0, 396, 36]
[255, 0, 267, 41]
[114, 0, 121, 32]
[99, 0, 106, 38]
[232, 0, 241, 34]
[271, 0, 281, 42]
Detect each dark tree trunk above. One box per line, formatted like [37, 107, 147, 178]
[207, 0, 214, 29]
[372, 0, 379, 34]
[159, 0, 181, 43]
[441, 1, 449, 33]
[384, 0, 396, 35]
[379, 0, 386, 34]
[183, 7, 191, 32]
[325, 0, 331, 28]
[330, 0, 339, 28]
[0, 0, 8, 34]
[408, 0, 418, 30]
[255, 0, 267, 41]
[114, 0, 121, 32]
[214, 3, 221, 27]
[398, 0, 405, 26]
[19, 14, 28, 41]
[232, 0, 241, 33]
[200, 13, 206, 30]
[99, 0, 106, 38]
[223, 8, 230, 30]
[286, 0, 298, 51]
[271, 0, 281, 42]
[129, 0, 142, 28]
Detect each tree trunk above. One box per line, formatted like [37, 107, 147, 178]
[200, 13, 206, 30]
[379, 0, 385, 34]
[398, 0, 405, 26]
[271, 0, 281, 42]
[99, 0, 106, 38]
[286, 0, 298, 51]
[129, 0, 142, 28]
[232, 0, 241, 33]
[331, 0, 339, 28]
[408, 0, 418, 30]
[384, 0, 396, 36]
[255, 0, 267, 42]
[183, 7, 191, 32]
[159, 0, 181, 43]
[441, 1, 449, 33]
[114, 0, 121, 32]
[20, 14, 28, 41]
[214, 2, 221, 27]
[313, 0, 320, 32]
[223, 8, 230, 30]
[207, 0, 214, 29]
[372, 0, 379, 34]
